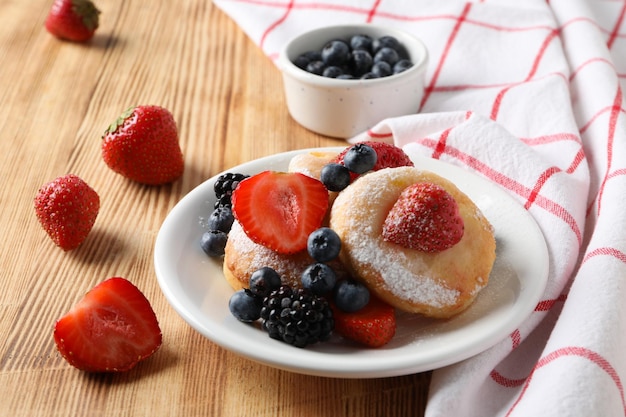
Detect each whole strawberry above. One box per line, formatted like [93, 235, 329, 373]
[382, 182, 464, 252]
[45, 0, 100, 42]
[102, 105, 184, 185]
[34, 174, 100, 251]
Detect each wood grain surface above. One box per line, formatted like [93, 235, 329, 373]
[0, 1, 431, 416]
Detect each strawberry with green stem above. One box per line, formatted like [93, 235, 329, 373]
[45, 0, 100, 42]
[102, 105, 184, 185]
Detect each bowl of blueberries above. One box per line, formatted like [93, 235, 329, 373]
[278, 24, 429, 138]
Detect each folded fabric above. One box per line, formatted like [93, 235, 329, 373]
[213, 0, 626, 415]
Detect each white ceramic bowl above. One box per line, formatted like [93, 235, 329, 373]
[278, 24, 429, 138]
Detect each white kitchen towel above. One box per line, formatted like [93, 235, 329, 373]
[213, 0, 626, 415]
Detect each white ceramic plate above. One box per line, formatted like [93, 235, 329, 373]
[154, 147, 549, 378]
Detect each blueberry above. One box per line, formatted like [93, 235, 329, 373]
[200, 230, 228, 257]
[306, 60, 326, 75]
[208, 205, 234, 233]
[322, 66, 344, 78]
[249, 267, 282, 298]
[334, 279, 370, 312]
[343, 144, 377, 174]
[337, 74, 355, 79]
[307, 227, 341, 262]
[320, 163, 351, 192]
[301, 263, 337, 295]
[294, 50, 322, 69]
[350, 49, 373, 76]
[350, 34, 373, 53]
[321, 40, 350, 66]
[372, 61, 392, 77]
[360, 72, 379, 79]
[394, 59, 413, 74]
[373, 47, 400, 66]
[229, 289, 263, 322]
[373, 35, 401, 53]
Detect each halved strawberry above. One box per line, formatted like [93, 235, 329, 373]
[382, 182, 464, 252]
[331, 294, 396, 348]
[54, 277, 162, 372]
[333, 141, 414, 181]
[231, 171, 329, 254]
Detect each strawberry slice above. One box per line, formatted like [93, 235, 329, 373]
[232, 171, 329, 254]
[331, 294, 396, 348]
[54, 277, 162, 372]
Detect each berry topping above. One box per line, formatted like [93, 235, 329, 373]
[342, 143, 378, 174]
[260, 285, 334, 348]
[34, 174, 100, 251]
[229, 289, 263, 323]
[207, 205, 235, 233]
[382, 182, 464, 252]
[333, 279, 370, 313]
[249, 267, 282, 298]
[320, 163, 351, 192]
[200, 230, 228, 257]
[214, 172, 249, 207]
[53, 277, 162, 372]
[301, 263, 337, 295]
[331, 294, 396, 348]
[307, 227, 342, 263]
[231, 171, 329, 254]
[102, 105, 184, 185]
[332, 141, 414, 183]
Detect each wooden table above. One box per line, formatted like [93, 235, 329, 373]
[0, 1, 431, 415]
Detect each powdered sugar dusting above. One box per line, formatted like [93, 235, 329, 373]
[333, 168, 462, 308]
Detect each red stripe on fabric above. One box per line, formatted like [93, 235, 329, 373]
[417, 139, 583, 245]
[535, 293, 567, 312]
[490, 29, 559, 120]
[570, 57, 616, 81]
[607, 2, 626, 49]
[505, 347, 626, 417]
[259, 0, 295, 49]
[511, 329, 522, 349]
[595, 87, 623, 215]
[524, 166, 561, 210]
[579, 104, 626, 134]
[365, 0, 382, 23]
[420, 3, 472, 108]
[582, 247, 626, 265]
[431, 128, 452, 159]
[490, 369, 527, 388]
[366, 130, 393, 139]
[520, 132, 581, 146]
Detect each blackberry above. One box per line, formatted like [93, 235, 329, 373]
[260, 285, 334, 348]
[214, 172, 249, 206]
